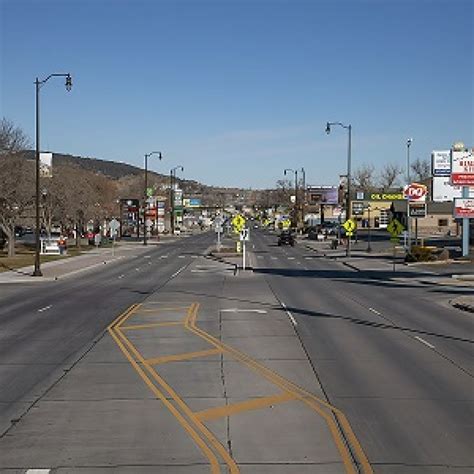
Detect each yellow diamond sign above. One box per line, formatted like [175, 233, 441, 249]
[232, 214, 246, 232]
[387, 219, 404, 236]
[342, 219, 356, 233]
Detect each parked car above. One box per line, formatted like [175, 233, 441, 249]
[278, 230, 295, 246]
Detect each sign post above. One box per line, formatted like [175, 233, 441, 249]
[342, 218, 356, 257]
[387, 219, 405, 272]
[214, 216, 223, 251]
[239, 227, 250, 270]
[451, 147, 473, 257]
[403, 183, 427, 253]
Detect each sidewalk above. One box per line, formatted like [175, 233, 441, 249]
[0, 242, 154, 284]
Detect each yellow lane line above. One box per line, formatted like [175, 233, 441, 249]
[114, 307, 240, 474]
[146, 348, 223, 365]
[121, 321, 183, 330]
[107, 309, 221, 473]
[136, 306, 191, 313]
[195, 392, 296, 422]
[186, 303, 373, 474]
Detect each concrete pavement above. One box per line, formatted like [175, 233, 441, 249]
[0, 231, 370, 473]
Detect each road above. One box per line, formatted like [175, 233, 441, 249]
[0, 232, 213, 434]
[251, 229, 474, 473]
[0, 229, 473, 473]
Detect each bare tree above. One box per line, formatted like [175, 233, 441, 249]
[0, 119, 32, 257]
[411, 157, 431, 182]
[352, 164, 376, 192]
[378, 163, 403, 190]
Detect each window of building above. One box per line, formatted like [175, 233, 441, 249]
[438, 219, 448, 227]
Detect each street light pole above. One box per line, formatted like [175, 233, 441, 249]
[406, 138, 413, 252]
[326, 121, 352, 257]
[170, 165, 184, 235]
[33, 73, 72, 277]
[300, 167, 306, 227]
[366, 205, 372, 252]
[284, 168, 298, 228]
[143, 151, 162, 246]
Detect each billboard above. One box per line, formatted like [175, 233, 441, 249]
[432, 177, 469, 202]
[431, 150, 451, 177]
[454, 198, 474, 218]
[183, 198, 202, 208]
[39, 152, 53, 178]
[451, 149, 474, 185]
[307, 186, 338, 205]
[403, 183, 427, 202]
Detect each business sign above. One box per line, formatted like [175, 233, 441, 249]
[307, 186, 338, 205]
[432, 176, 468, 202]
[183, 198, 202, 208]
[409, 202, 427, 218]
[403, 183, 427, 202]
[369, 192, 404, 201]
[352, 201, 365, 215]
[454, 198, 474, 218]
[174, 188, 183, 207]
[451, 149, 474, 185]
[39, 152, 53, 178]
[431, 150, 451, 177]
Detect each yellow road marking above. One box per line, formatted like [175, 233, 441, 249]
[186, 303, 373, 474]
[136, 306, 191, 312]
[146, 348, 223, 365]
[113, 306, 240, 474]
[121, 321, 183, 330]
[107, 308, 221, 473]
[196, 392, 296, 422]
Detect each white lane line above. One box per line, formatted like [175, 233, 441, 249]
[38, 305, 52, 313]
[369, 307, 382, 316]
[287, 257, 295, 260]
[160, 255, 168, 259]
[118, 274, 125, 279]
[280, 301, 297, 326]
[221, 308, 268, 314]
[143, 255, 151, 259]
[304, 257, 313, 260]
[148, 262, 152, 265]
[178, 255, 186, 259]
[271, 256, 277, 260]
[171, 265, 186, 278]
[135, 267, 140, 272]
[191, 255, 199, 258]
[414, 336, 435, 349]
[26, 470, 51, 474]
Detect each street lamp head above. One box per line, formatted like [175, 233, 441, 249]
[325, 122, 331, 135]
[407, 138, 413, 147]
[65, 74, 72, 92]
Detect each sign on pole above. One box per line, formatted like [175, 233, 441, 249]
[403, 183, 427, 202]
[39, 152, 53, 178]
[431, 150, 451, 177]
[342, 218, 356, 237]
[451, 149, 474, 185]
[454, 198, 474, 219]
[409, 202, 427, 218]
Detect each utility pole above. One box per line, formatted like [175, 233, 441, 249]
[143, 151, 162, 245]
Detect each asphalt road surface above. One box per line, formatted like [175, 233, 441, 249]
[251, 229, 474, 473]
[0, 229, 473, 473]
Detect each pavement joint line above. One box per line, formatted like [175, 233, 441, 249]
[107, 307, 224, 473]
[185, 304, 372, 474]
[414, 336, 436, 349]
[112, 306, 239, 474]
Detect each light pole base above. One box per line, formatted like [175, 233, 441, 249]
[32, 269, 43, 277]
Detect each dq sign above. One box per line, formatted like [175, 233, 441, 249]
[403, 183, 427, 202]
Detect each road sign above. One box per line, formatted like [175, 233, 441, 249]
[342, 219, 356, 233]
[409, 202, 427, 218]
[403, 183, 428, 202]
[239, 228, 250, 241]
[232, 214, 246, 232]
[387, 218, 404, 236]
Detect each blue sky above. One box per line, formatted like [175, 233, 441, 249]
[1, 0, 472, 188]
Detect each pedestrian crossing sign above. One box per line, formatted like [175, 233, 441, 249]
[232, 214, 246, 232]
[342, 219, 356, 233]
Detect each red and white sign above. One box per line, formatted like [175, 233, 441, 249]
[454, 198, 474, 218]
[451, 149, 474, 185]
[403, 183, 427, 202]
